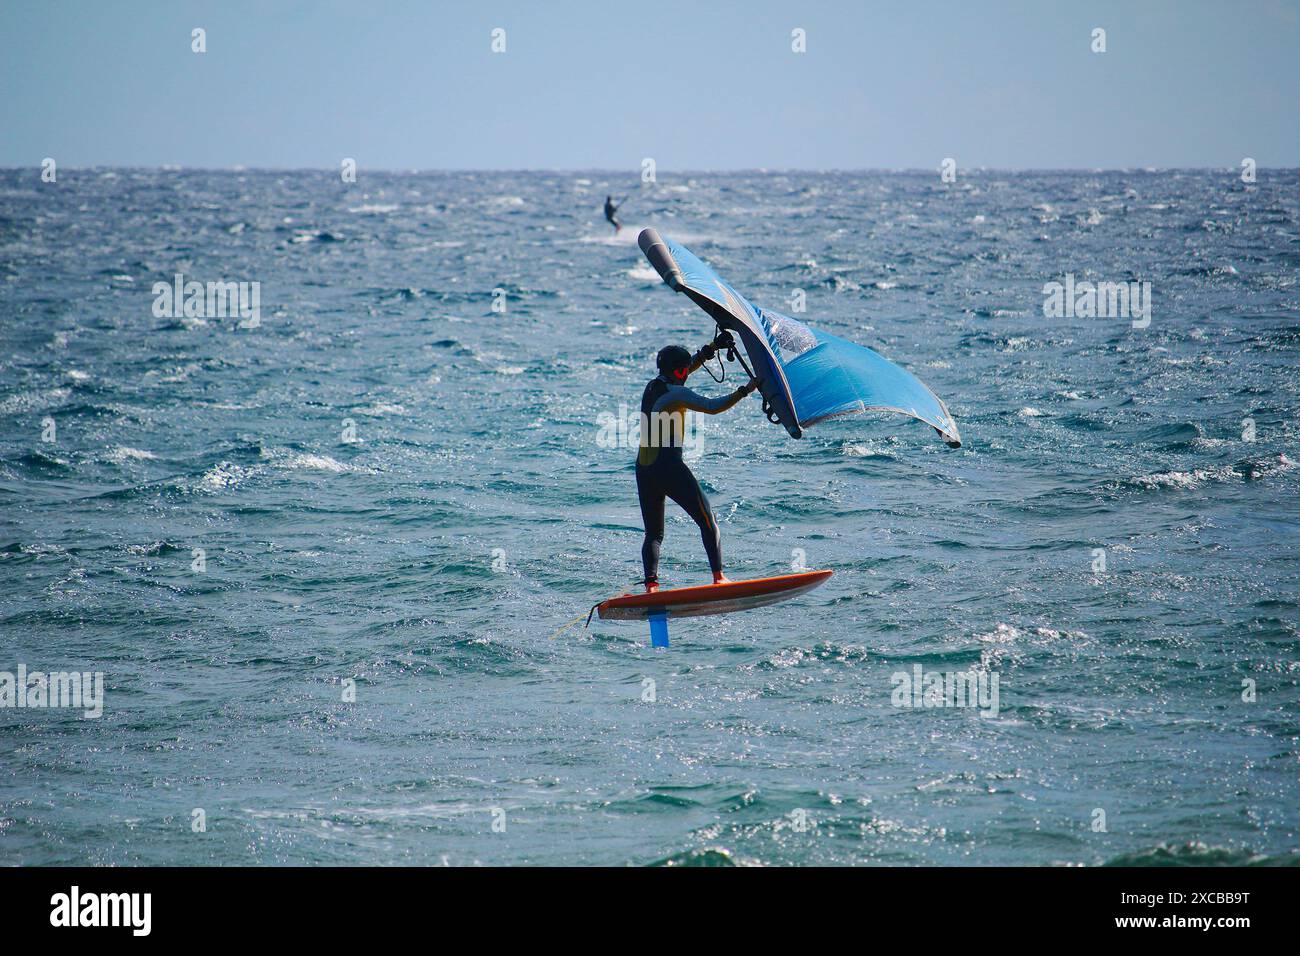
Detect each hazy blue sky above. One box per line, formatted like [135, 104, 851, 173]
[2, 0, 1298, 169]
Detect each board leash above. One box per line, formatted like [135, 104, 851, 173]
[548, 585, 637, 641]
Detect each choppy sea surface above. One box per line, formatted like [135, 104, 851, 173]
[1, 169, 1297, 866]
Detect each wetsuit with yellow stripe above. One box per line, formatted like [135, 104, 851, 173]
[635, 347, 753, 587]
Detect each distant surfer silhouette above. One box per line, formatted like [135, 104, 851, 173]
[604, 195, 623, 234]
[636, 333, 758, 592]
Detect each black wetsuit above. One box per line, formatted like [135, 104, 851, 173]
[635, 354, 751, 586]
[604, 197, 621, 231]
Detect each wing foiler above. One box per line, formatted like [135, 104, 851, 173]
[637, 228, 962, 447]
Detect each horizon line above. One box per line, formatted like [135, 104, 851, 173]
[2, 164, 1292, 175]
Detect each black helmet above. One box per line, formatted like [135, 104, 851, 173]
[656, 345, 691, 376]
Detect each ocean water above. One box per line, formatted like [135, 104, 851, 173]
[0, 168, 1297, 866]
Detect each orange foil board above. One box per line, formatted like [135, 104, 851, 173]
[596, 569, 833, 621]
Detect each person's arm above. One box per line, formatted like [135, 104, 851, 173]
[655, 379, 759, 416]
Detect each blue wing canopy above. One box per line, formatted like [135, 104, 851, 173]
[638, 229, 961, 447]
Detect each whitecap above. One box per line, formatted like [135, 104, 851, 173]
[0, 387, 70, 414]
[842, 442, 892, 458]
[108, 446, 157, 463]
[1129, 466, 1236, 490]
[357, 403, 406, 416]
[197, 461, 251, 493]
[278, 453, 348, 473]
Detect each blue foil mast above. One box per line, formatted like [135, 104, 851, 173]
[648, 611, 669, 648]
[638, 229, 961, 448]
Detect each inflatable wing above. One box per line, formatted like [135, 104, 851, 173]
[638, 229, 961, 447]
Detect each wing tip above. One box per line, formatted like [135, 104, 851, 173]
[934, 425, 962, 448]
[638, 228, 684, 291]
